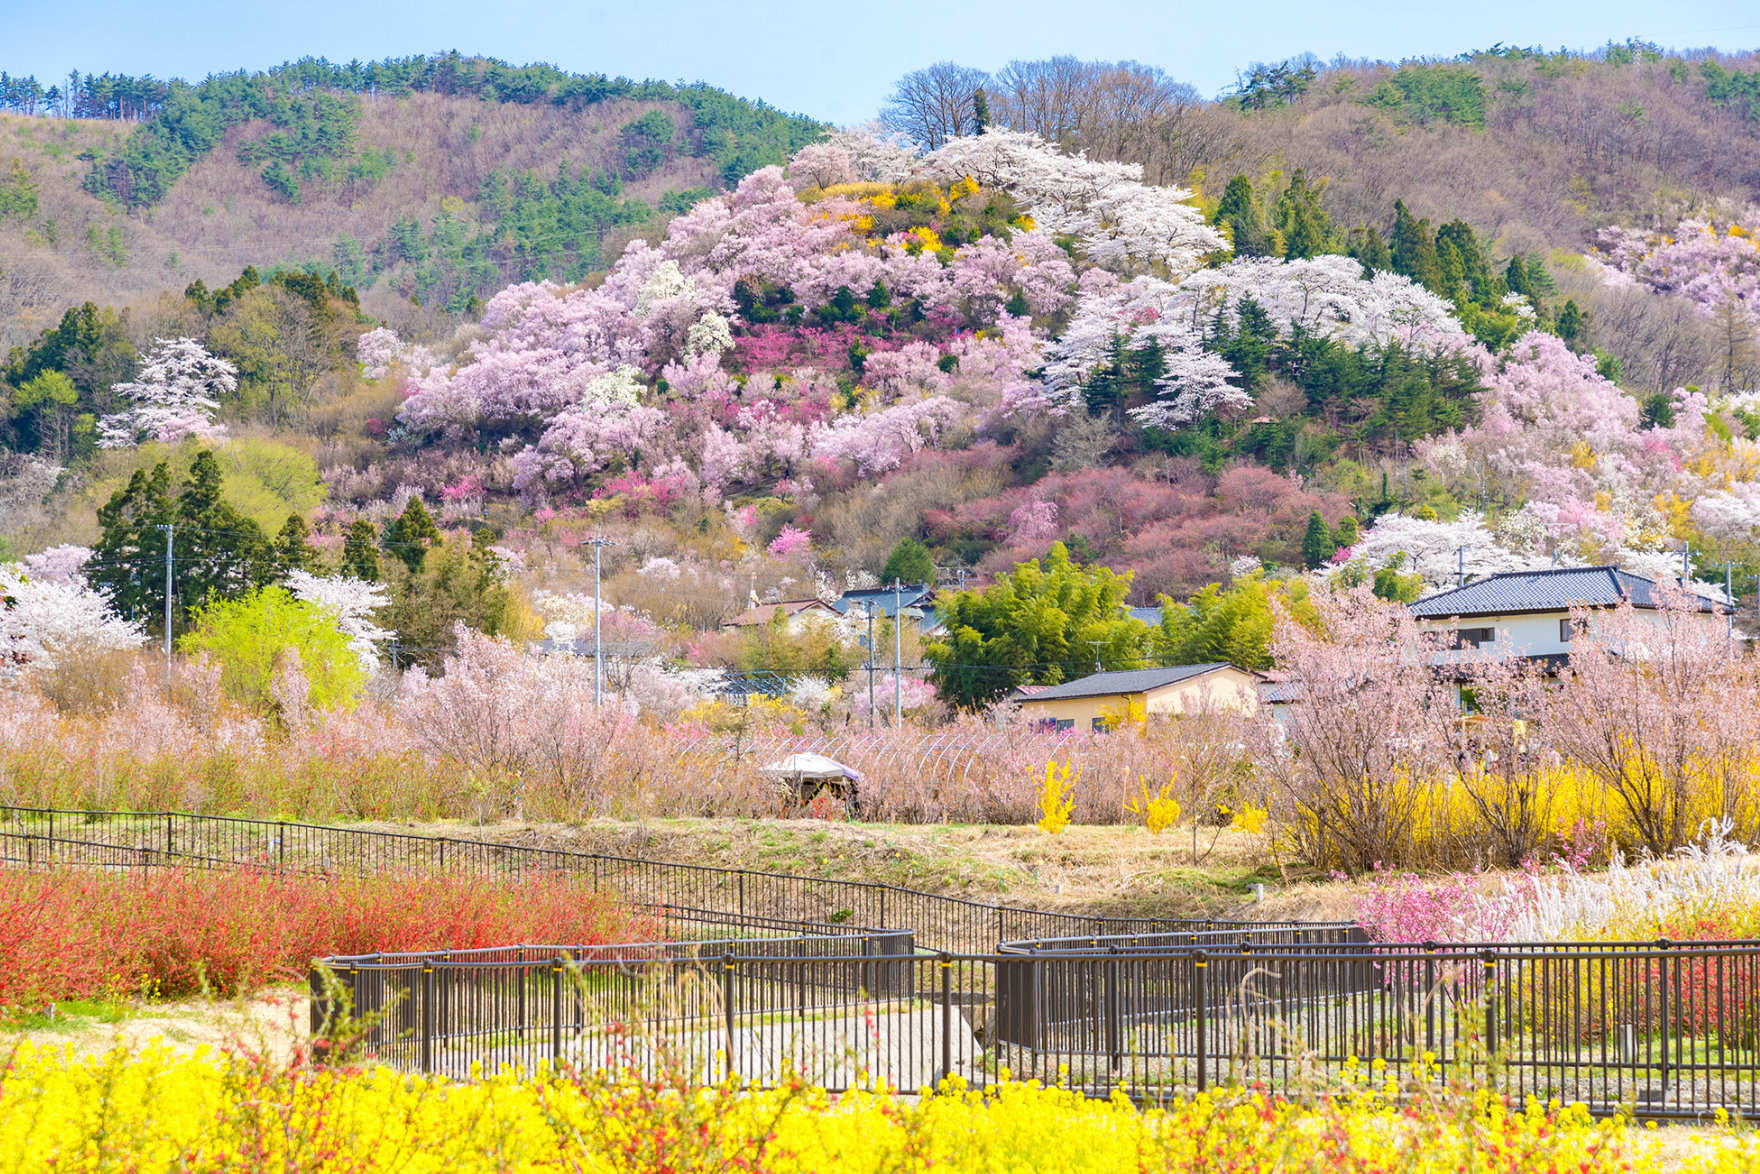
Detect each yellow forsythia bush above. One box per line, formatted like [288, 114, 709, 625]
[5, 1041, 1752, 1173]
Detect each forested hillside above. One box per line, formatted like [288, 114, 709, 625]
[4, 42, 1760, 700]
[0, 54, 825, 348]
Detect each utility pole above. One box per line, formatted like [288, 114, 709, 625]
[1087, 640, 1104, 674]
[865, 603, 877, 729]
[583, 537, 619, 706]
[1723, 562, 1737, 648]
[157, 523, 173, 686]
[1682, 541, 1692, 587]
[893, 579, 903, 727]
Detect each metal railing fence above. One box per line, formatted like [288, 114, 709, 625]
[0, 807, 1268, 955]
[309, 939, 1760, 1118]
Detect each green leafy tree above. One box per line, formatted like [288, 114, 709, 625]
[1301, 510, 1334, 570]
[1504, 255, 1531, 300]
[1371, 551, 1425, 602]
[1332, 515, 1361, 548]
[384, 537, 534, 668]
[260, 159, 301, 202]
[341, 520, 382, 581]
[1151, 574, 1316, 670]
[382, 496, 441, 574]
[180, 585, 366, 714]
[924, 542, 1149, 709]
[1272, 169, 1335, 260]
[881, 537, 936, 586]
[1556, 300, 1589, 350]
[13, 370, 80, 463]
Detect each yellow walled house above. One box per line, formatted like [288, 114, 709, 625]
[1010, 663, 1263, 731]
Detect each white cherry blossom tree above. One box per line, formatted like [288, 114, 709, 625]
[97, 337, 236, 448]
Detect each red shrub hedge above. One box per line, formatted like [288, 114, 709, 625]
[0, 867, 647, 1009]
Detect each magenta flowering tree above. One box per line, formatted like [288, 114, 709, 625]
[767, 525, 814, 559]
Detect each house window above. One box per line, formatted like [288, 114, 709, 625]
[1560, 618, 1575, 643]
[1091, 717, 1108, 733]
[1454, 627, 1495, 648]
[1053, 719, 1075, 731]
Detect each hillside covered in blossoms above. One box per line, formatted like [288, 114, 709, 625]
[3, 43, 1760, 696]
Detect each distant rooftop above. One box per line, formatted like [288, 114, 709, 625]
[1408, 566, 1720, 619]
[831, 583, 935, 618]
[1012, 663, 1245, 703]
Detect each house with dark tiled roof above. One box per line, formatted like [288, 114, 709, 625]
[1407, 566, 1724, 668]
[721, 598, 844, 632]
[1009, 663, 1263, 731]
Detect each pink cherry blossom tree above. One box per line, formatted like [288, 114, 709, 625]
[1254, 583, 1451, 871]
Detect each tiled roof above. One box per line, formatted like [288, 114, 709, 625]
[1012, 663, 1243, 702]
[832, 584, 936, 618]
[1408, 566, 1719, 618]
[1127, 607, 1165, 626]
[722, 599, 840, 627]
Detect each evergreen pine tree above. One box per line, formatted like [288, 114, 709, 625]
[1389, 201, 1443, 294]
[1332, 515, 1360, 548]
[1556, 300, 1589, 350]
[1272, 169, 1334, 260]
[972, 88, 990, 134]
[273, 514, 318, 578]
[1301, 510, 1334, 570]
[1504, 255, 1532, 299]
[174, 449, 273, 608]
[1213, 175, 1269, 257]
[881, 537, 936, 586]
[1347, 225, 1392, 274]
[1220, 298, 1275, 389]
[1081, 334, 1127, 425]
[382, 496, 441, 575]
[91, 462, 175, 627]
[1436, 220, 1501, 302]
[341, 520, 382, 582]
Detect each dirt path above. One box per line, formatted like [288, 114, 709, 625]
[6, 988, 310, 1065]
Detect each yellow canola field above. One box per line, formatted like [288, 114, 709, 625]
[1, 1042, 1757, 1173]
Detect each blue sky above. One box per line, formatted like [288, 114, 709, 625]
[6, 0, 1758, 125]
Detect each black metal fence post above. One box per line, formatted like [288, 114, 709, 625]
[551, 956, 564, 1067]
[518, 947, 528, 1042]
[309, 965, 327, 1038]
[421, 961, 434, 1074]
[1194, 949, 1208, 1091]
[1106, 944, 1120, 1074]
[1658, 938, 1672, 1099]
[1480, 948, 1498, 1073]
[939, 952, 952, 1087]
[722, 952, 738, 1081]
[1423, 941, 1436, 1061]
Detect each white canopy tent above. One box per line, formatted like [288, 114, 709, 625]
[758, 753, 864, 813]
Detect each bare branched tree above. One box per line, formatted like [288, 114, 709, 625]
[880, 62, 991, 151]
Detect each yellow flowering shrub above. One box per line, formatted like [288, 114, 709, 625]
[1035, 760, 1077, 834]
[1127, 776, 1182, 835]
[0, 1041, 1706, 1174]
